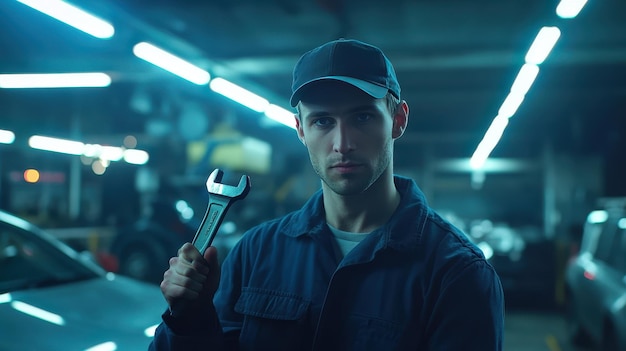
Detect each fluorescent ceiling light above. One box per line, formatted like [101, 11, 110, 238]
[16, 0, 114, 39]
[498, 92, 525, 118]
[29, 135, 84, 155]
[210, 77, 270, 113]
[0, 129, 16, 144]
[100, 146, 124, 161]
[264, 104, 296, 129]
[556, 0, 588, 19]
[510, 64, 540, 96]
[29, 135, 149, 165]
[83, 144, 103, 158]
[0, 293, 11, 304]
[470, 116, 509, 169]
[84, 144, 130, 162]
[525, 26, 561, 65]
[587, 210, 608, 224]
[123, 149, 150, 165]
[0, 73, 111, 88]
[435, 158, 536, 173]
[133, 42, 210, 85]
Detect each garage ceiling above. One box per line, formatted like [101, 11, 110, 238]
[0, 0, 625, 190]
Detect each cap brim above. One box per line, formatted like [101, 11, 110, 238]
[290, 76, 389, 107]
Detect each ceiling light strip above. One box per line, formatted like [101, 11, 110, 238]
[264, 104, 296, 129]
[0, 73, 111, 88]
[133, 42, 210, 85]
[28, 135, 149, 165]
[0, 129, 16, 144]
[470, 116, 509, 169]
[510, 64, 540, 96]
[525, 27, 562, 65]
[15, 0, 114, 39]
[209, 78, 270, 113]
[556, 0, 589, 19]
[471, 23, 565, 168]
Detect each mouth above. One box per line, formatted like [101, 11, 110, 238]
[330, 162, 362, 173]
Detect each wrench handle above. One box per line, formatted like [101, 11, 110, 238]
[171, 194, 236, 317]
[191, 194, 233, 255]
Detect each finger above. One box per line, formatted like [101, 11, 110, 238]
[178, 242, 202, 262]
[162, 262, 204, 297]
[204, 246, 219, 268]
[161, 275, 201, 303]
[169, 272, 205, 293]
[170, 256, 207, 285]
[204, 246, 221, 289]
[177, 243, 210, 275]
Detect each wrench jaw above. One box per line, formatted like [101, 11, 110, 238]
[206, 169, 251, 200]
[234, 175, 251, 200]
[206, 169, 224, 193]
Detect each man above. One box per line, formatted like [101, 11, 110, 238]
[149, 38, 504, 350]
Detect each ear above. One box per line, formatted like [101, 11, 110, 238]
[294, 114, 306, 146]
[392, 101, 409, 139]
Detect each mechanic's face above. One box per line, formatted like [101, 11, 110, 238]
[295, 82, 407, 196]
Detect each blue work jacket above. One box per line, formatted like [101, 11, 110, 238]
[150, 176, 504, 350]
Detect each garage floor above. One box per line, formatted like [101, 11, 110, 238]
[505, 309, 589, 351]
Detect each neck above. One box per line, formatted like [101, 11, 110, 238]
[323, 173, 400, 233]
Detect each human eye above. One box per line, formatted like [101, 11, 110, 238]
[312, 117, 335, 128]
[354, 111, 374, 123]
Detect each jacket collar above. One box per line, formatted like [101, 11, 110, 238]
[281, 175, 429, 252]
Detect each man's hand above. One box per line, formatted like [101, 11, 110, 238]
[160, 243, 221, 313]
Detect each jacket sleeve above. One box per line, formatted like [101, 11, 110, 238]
[148, 303, 227, 351]
[426, 259, 505, 350]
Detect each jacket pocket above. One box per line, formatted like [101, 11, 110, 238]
[348, 314, 403, 351]
[235, 287, 311, 350]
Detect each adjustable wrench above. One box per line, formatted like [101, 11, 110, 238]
[191, 168, 251, 255]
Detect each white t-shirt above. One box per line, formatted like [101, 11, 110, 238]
[327, 223, 369, 258]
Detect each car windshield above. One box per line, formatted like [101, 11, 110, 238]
[0, 217, 99, 293]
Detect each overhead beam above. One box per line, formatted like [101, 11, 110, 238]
[211, 47, 626, 76]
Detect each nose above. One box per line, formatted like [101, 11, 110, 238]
[332, 122, 354, 154]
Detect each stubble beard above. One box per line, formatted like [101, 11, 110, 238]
[309, 141, 393, 196]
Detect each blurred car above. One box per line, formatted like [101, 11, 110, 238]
[108, 196, 241, 285]
[476, 222, 557, 308]
[438, 211, 495, 261]
[0, 209, 166, 351]
[565, 198, 626, 351]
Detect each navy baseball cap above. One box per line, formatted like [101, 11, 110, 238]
[290, 39, 401, 107]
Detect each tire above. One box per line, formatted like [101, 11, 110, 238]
[117, 241, 168, 285]
[601, 324, 619, 351]
[565, 295, 592, 347]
